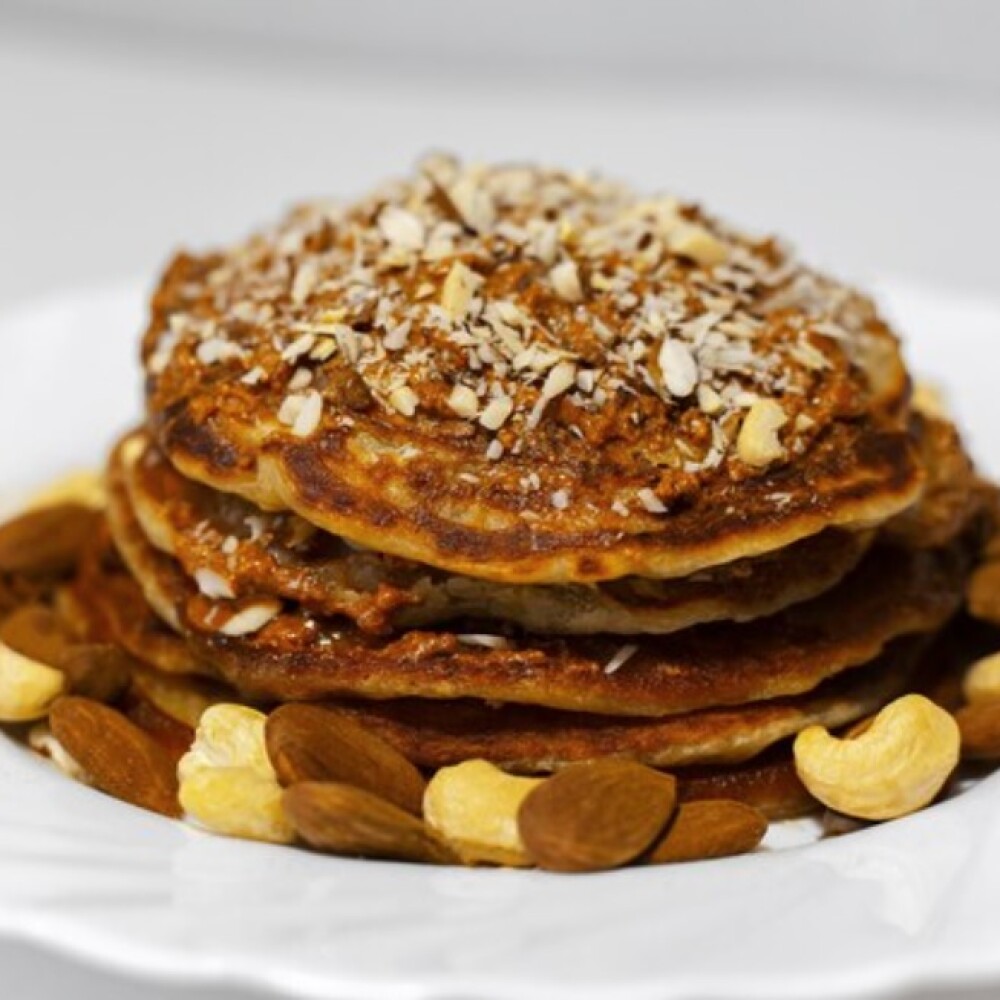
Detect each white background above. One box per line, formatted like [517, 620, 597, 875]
[1, 2, 998, 997]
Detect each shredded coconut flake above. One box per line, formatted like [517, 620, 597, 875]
[637, 487, 667, 514]
[194, 568, 235, 600]
[604, 643, 639, 675]
[456, 633, 512, 649]
[219, 601, 281, 637]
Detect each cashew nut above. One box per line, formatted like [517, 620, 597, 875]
[179, 767, 293, 844]
[0, 639, 66, 722]
[962, 651, 1000, 705]
[793, 694, 959, 821]
[423, 759, 543, 866]
[178, 704, 293, 843]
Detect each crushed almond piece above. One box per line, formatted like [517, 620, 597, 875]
[637, 488, 667, 514]
[440, 261, 483, 320]
[550, 260, 583, 303]
[378, 206, 425, 250]
[220, 600, 281, 637]
[737, 399, 788, 467]
[447, 384, 480, 419]
[388, 385, 419, 417]
[479, 394, 514, 431]
[658, 338, 699, 398]
[668, 224, 728, 266]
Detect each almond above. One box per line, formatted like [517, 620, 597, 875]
[647, 799, 767, 865]
[57, 644, 132, 703]
[283, 782, 458, 864]
[266, 704, 426, 814]
[955, 701, 1000, 759]
[517, 759, 677, 872]
[0, 503, 99, 576]
[49, 696, 181, 817]
[0, 603, 76, 666]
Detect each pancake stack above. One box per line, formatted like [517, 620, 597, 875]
[79, 158, 992, 817]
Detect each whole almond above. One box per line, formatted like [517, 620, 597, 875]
[517, 759, 677, 872]
[955, 701, 1000, 759]
[57, 644, 132, 703]
[647, 799, 768, 865]
[283, 781, 458, 864]
[0, 604, 76, 666]
[49, 696, 181, 817]
[0, 504, 99, 576]
[266, 704, 426, 814]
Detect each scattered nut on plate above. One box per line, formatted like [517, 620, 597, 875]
[793, 694, 960, 821]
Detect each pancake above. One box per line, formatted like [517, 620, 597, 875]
[71, 520, 207, 677]
[676, 747, 817, 820]
[121, 431, 874, 636]
[882, 413, 985, 550]
[106, 439, 972, 717]
[315, 638, 928, 772]
[143, 157, 922, 585]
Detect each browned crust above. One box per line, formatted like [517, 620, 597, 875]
[676, 747, 817, 821]
[155, 403, 923, 583]
[315, 638, 928, 771]
[142, 162, 922, 585]
[123, 429, 875, 636]
[105, 439, 971, 717]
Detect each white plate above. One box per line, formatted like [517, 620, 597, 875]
[1, 281, 999, 1000]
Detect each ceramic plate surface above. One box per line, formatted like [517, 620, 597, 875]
[1, 280, 999, 1000]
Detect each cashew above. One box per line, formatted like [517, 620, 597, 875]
[793, 694, 959, 821]
[737, 399, 787, 468]
[423, 759, 543, 866]
[178, 704, 293, 843]
[0, 640, 66, 722]
[962, 651, 1000, 705]
[179, 767, 293, 844]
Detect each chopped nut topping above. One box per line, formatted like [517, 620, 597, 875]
[145, 156, 886, 497]
[447, 384, 480, 419]
[388, 385, 419, 417]
[378, 206, 425, 251]
[636, 488, 668, 514]
[550, 260, 583, 303]
[219, 600, 281, 637]
[658, 338, 699, 398]
[440, 261, 483, 320]
[479, 394, 514, 430]
[737, 399, 788, 467]
[194, 567, 235, 600]
[668, 224, 728, 266]
[291, 390, 323, 437]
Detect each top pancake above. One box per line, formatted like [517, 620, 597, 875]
[142, 156, 922, 583]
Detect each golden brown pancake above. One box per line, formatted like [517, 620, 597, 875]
[676, 746, 817, 820]
[72, 520, 206, 677]
[315, 638, 927, 772]
[121, 431, 874, 636]
[106, 440, 972, 717]
[143, 158, 921, 584]
[883, 413, 985, 550]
